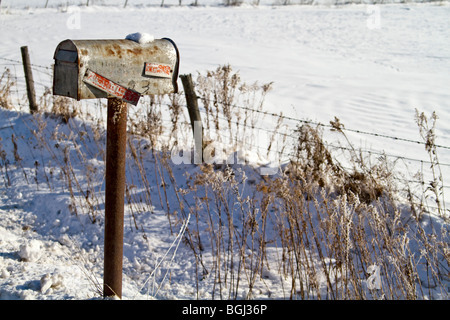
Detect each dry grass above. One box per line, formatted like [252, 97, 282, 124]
[0, 64, 448, 299]
[179, 117, 449, 299]
[0, 68, 15, 110]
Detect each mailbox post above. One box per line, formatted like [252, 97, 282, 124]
[53, 38, 179, 299]
[103, 97, 128, 298]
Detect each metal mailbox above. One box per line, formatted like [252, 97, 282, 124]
[52, 36, 180, 299]
[53, 38, 179, 105]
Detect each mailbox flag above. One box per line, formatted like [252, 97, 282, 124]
[83, 69, 141, 106]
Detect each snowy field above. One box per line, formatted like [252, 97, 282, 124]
[0, 1, 449, 300]
[1, 1, 449, 174]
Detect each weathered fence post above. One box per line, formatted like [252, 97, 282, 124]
[20, 46, 38, 114]
[180, 74, 204, 163]
[103, 97, 128, 299]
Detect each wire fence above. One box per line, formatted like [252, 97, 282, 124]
[192, 88, 450, 202]
[0, 0, 445, 10]
[2, 57, 450, 195]
[198, 95, 450, 165]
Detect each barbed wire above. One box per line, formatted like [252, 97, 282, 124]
[324, 142, 450, 168]
[194, 98, 450, 169]
[197, 103, 447, 169]
[198, 97, 450, 151]
[0, 57, 52, 71]
[3, 59, 450, 172]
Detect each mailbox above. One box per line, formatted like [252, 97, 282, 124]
[53, 38, 179, 105]
[52, 36, 181, 299]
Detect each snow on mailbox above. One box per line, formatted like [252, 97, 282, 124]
[53, 37, 179, 106]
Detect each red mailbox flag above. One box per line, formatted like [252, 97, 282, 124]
[84, 69, 141, 106]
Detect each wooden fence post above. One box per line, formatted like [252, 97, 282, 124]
[20, 46, 38, 114]
[180, 74, 204, 163]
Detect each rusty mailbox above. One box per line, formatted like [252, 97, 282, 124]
[53, 38, 179, 105]
[52, 37, 180, 299]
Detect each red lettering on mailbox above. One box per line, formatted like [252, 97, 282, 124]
[84, 69, 140, 105]
[144, 62, 172, 78]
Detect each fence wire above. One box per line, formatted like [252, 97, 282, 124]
[0, 0, 442, 9]
[2, 59, 450, 193]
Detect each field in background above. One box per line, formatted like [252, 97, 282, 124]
[2, 0, 448, 9]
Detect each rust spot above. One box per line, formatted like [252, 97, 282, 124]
[104, 44, 122, 57]
[113, 44, 122, 56]
[106, 47, 115, 56]
[81, 49, 88, 56]
[127, 47, 143, 56]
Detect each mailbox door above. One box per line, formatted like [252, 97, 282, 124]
[53, 40, 79, 100]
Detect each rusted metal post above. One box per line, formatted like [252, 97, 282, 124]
[103, 97, 128, 299]
[20, 46, 38, 114]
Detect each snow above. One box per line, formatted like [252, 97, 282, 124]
[366, 264, 382, 291]
[18, 240, 43, 262]
[0, 2, 449, 300]
[125, 32, 155, 44]
[40, 272, 64, 294]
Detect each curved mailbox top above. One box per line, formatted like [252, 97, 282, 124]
[53, 38, 179, 105]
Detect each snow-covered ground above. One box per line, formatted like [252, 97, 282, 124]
[0, 2, 449, 300]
